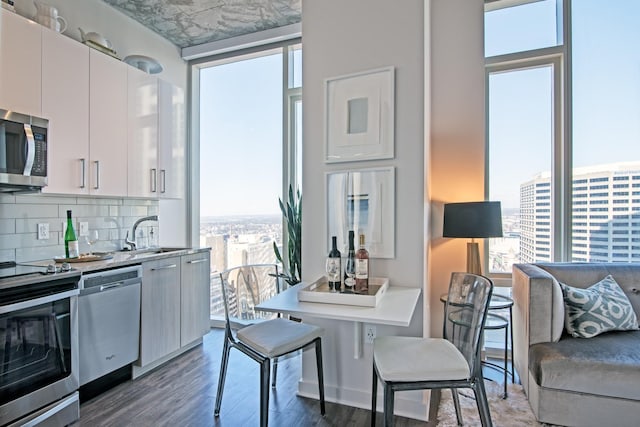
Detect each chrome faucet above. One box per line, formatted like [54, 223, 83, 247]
[124, 215, 158, 251]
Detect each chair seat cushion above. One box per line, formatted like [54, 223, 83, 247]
[374, 336, 470, 382]
[237, 317, 323, 358]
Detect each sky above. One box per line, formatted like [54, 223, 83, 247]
[487, 0, 640, 209]
[199, 53, 283, 217]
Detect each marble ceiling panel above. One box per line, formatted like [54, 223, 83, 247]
[103, 0, 301, 48]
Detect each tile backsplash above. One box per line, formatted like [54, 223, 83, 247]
[0, 193, 159, 262]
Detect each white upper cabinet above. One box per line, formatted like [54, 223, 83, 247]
[127, 75, 185, 200]
[128, 67, 159, 198]
[42, 29, 90, 195]
[0, 9, 42, 116]
[89, 50, 128, 197]
[0, 10, 185, 199]
[158, 80, 185, 199]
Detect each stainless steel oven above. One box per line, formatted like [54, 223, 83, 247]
[0, 263, 80, 426]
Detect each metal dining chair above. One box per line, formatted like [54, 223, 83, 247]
[214, 264, 326, 427]
[371, 272, 494, 426]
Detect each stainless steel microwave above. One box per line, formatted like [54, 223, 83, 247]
[0, 108, 48, 192]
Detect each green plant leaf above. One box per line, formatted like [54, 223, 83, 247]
[273, 184, 302, 284]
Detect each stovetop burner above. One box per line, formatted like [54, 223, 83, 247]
[0, 261, 73, 279]
[0, 260, 80, 305]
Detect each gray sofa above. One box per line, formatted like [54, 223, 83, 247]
[512, 263, 640, 427]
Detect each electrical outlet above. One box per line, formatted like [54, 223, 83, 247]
[37, 223, 50, 240]
[79, 221, 89, 236]
[365, 325, 376, 344]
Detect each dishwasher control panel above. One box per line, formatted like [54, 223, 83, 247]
[79, 265, 142, 295]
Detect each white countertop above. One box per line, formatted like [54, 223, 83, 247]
[256, 283, 421, 327]
[52, 247, 211, 274]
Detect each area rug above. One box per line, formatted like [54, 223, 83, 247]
[437, 381, 541, 426]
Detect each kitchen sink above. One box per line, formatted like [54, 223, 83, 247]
[119, 247, 188, 255]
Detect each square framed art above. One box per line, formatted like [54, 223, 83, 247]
[324, 67, 395, 163]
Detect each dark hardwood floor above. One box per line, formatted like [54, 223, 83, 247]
[72, 328, 433, 426]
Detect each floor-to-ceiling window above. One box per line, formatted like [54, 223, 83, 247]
[485, 0, 562, 275]
[192, 41, 302, 320]
[570, 1, 640, 262]
[484, 0, 640, 351]
[486, 0, 640, 272]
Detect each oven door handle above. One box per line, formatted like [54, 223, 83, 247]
[0, 289, 79, 314]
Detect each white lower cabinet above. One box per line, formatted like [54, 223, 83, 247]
[139, 256, 181, 367]
[180, 252, 211, 346]
[137, 250, 211, 374]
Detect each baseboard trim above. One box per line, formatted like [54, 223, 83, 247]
[132, 338, 202, 379]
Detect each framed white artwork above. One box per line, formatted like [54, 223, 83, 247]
[324, 67, 395, 163]
[326, 166, 395, 258]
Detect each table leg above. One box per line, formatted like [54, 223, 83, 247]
[354, 322, 362, 359]
[509, 306, 515, 383]
[503, 324, 508, 398]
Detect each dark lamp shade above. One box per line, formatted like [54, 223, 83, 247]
[443, 201, 503, 238]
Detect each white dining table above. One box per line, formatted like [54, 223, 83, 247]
[256, 283, 421, 359]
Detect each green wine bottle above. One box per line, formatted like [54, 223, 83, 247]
[64, 210, 79, 258]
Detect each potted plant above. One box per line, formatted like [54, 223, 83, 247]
[273, 185, 301, 287]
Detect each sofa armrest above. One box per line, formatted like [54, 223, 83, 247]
[512, 263, 565, 393]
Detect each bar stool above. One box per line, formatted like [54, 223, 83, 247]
[440, 292, 514, 398]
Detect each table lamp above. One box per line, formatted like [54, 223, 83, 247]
[442, 201, 503, 275]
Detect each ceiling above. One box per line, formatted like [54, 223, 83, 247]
[103, 0, 302, 49]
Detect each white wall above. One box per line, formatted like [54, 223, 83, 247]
[303, 0, 425, 308]
[302, 0, 427, 418]
[428, 0, 486, 336]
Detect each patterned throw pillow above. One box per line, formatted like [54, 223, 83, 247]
[559, 275, 639, 338]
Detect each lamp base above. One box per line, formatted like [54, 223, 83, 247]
[467, 241, 482, 276]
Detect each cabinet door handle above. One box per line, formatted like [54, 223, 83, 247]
[151, 264, 177, 271]
[187, 259, 207, 264]
[160, 169, 166, 194]
[151, 168, 157, 193]
[80, 158, 86, 189]
[94, 160, 100, 190]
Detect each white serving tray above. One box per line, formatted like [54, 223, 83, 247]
[297, 276, 389, 307]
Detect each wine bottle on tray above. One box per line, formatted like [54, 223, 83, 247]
[326, 236, 342, 292]
[355, 233, 369, 293]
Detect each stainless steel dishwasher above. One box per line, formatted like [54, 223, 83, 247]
[78, 265, 142, 386]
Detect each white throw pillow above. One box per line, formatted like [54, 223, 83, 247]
[559, 275, 639, 338]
